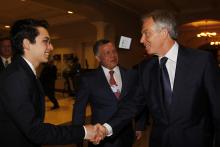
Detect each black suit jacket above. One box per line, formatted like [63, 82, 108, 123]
[108, 46, 220, 147]
[0, 56, 85, 147]
[73, 66, 139, 147]
[0, 57, 6, 72]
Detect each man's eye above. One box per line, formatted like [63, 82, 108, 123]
[43, 40, 50, 44]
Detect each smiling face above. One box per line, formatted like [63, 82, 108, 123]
[23, 27, 53, 68]
[96, 42, 118, 70]
[140, 17, 166, 56]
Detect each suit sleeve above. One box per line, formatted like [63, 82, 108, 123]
[107, 69, 147, 136]
[0, 72, 85, 145]
[203, 53, 220, 147]
[72, 75, 90, 125]
[135, 106, 149, 131]
[134, 64, 150, 131]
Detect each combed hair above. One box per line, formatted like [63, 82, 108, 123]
[10, 18, 49, 55]
[93, 39, 110, 56]
[142, 10, 178, 40]
[0, 37, 11, 43]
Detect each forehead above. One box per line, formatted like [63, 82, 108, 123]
[99, 42, 114, 50]
[36, 27, 49, 37]
[1, 39, 11, 45]
[141, 17, 155, 32]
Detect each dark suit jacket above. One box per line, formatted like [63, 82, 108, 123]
[0, 56, 85, 147]
[73, 66, 140, 147]
[108, 46, 220, 147]
[0, 57, 6, 72]
[0, 56, 15, 72]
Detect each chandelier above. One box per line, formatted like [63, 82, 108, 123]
[210, 41, 220, 46]
[196, 20, 217, 38]
[197, 32, 217, 37]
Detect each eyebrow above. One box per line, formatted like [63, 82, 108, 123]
[141, 29, 148, 34]
[43, 36, 50, 40]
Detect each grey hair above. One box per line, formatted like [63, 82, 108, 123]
[142, 10, 178, 40]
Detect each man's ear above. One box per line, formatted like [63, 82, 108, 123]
[23, 39, 30, 51]
[161, 28, 169, 38]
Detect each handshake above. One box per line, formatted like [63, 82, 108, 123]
[84, 123, 109, 144]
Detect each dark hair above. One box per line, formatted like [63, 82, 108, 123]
[142, 10, 178, 40]
[10, 18, 49, 55]
[93, 39, 110, 56]
[0, 37, 12, 45]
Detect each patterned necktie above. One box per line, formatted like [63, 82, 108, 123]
[5, 59, 9, 67]
[109, 70, 120, 99]
[160, 57, 172, 110]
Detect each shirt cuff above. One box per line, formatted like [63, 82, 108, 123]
[83, 125, 87, 139]
[103, 123, 113, 136]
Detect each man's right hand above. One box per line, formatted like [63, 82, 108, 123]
[84, 124, 106, 144]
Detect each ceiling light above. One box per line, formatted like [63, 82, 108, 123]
[4, 25, 10, 29]
[210, 41, 220, 46]
[67, 11, 74, 14]
[197, 32, 217, 37]
[196, 20, 217, 38]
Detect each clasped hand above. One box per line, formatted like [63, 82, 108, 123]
[84, 123, 108, 144]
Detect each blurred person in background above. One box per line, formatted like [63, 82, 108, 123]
[40, 56, 60, 110]
[0, 37, 13, 72]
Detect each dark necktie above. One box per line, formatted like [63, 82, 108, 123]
[5, 59, 9, 67]
[160, 57, 172, 110]
[109, 70, 120, 99]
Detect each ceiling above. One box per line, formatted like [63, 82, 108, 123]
[106, 0, 220, 23]
[0, 0, 220, 41]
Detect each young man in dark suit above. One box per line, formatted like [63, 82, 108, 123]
[0, 19, 100, 147]
[72, 39, 145, 147]
[96, 10, 220, 147]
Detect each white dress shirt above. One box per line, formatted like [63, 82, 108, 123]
[159, 41, 179, 90]
[1, 56, 12, 67]
[22, 56, 37, 76]
[102, 65, 122, 92]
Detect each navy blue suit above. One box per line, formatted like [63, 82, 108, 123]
[108, 47, 220, 147]
[73, 66, 140, 147]
[0, 57, 6, 72]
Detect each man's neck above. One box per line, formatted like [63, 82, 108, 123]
[23, 55, 39, 69]
[160, 39, 175, 57]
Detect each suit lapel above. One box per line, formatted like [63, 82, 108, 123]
[118, 67, 127, 99]
[97, 66, 125, 101]
[170, 47, 190, 115]
[0, 58, 5, 70]
[97, 67, 118, 99]
[19, 56, 45, 119]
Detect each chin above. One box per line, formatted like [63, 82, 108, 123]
[42, 58, 48, 63]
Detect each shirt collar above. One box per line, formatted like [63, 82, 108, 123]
[159, 41, 179, 63]
[1, 56, 11, 63]
[22, 56, 37, 76]
[101, 65, 119, 75]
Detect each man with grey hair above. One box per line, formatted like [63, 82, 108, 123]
[95, 10, 220, 147]
[73, 39, 143, 147]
